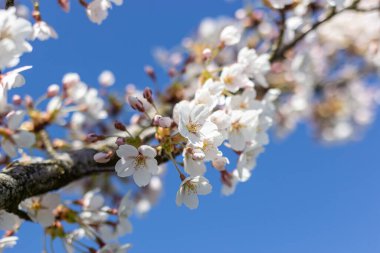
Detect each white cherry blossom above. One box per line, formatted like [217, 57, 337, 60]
[19, 193, 60, 227]
[220, 25, 241, 46]
[32, 21, 58, 41]
[220, 64, 253, 93]
[228, 109, 261, 151]
[176, 176, 212, 209]
[0, 7, 33, 69]
[115, 144, 158, 186]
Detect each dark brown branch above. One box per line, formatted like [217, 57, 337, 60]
[0, 143, 175, 218]
[0, 149, 115, 215]
[270, 9, 287, 62]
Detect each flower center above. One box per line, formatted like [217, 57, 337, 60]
[31, 200, 42, 211]
[186, 122, 200, 134]
[135, 154, 146, 168]
[231, 121, 243, 131]
[184, 182, 197, 194]
[223, 75, 234, 85]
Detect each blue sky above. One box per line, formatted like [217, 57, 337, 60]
[11, 0, 380, 252]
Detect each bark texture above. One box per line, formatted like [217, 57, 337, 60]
[0, 149, 115, 214]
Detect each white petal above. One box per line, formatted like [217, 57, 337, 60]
[13, 131, 35, 148]
[133, 169, 151, 187]
[138, 145, 156, 158]
[6, 110, 25, 130]
[115, 158, 135, 177]
[183, 193, 199, 209]
[116, 144, 138, 159]
[2, 139, 17, 157]
[145, 158, 158, 174]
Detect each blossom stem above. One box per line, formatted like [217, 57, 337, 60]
[168, 152, 185, 179]
[269, 9, 286, 62]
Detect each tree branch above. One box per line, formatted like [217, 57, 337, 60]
[0, 149, 115, 215]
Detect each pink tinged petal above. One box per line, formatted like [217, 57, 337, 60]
[116, 144, 138, 159]
[133, 168, 152, 187]
[13, 131, 35, 148]
[2, 139, 17, 157]
[6, 110, 25, 130]
[138, 145, 156, 158]
[115, 158, 135, 177]
[145, 158, 158, 174]
[183, 192, 199, 209]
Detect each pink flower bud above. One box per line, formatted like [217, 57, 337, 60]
[192, 148, 205, 161]
[47, 84, 60, 97]
[127, 96, 145, 112]
[143, 87, 153, 104]
[86, 133, 103, 143]
[12, 94, 22, 106]
[202, 48, 212, 60]
[144, 65, 157, 83]
[158, 116, 173, 128]
[115, 137, 125, 146]
[24, 95, 34, 108]
[98, 70, 115, 87]
[93, 152, 111, 163]
[212, 156, 229, 171]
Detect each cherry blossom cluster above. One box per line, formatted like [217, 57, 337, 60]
[0, 0, 379, 252]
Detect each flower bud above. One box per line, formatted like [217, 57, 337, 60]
[202, 48, 212, 60]
[153, 115, 173, 128]
[85, 133, 103, 143]
[143, 87, 153, 104]
[24, 95, 34, 108]
[192, 148, 205, 161]
[47, 84, 60, 97]
[144, 65, 156, 83]
[127, 96, 145, 112]
[12, 94, 22, 106]
[212, 156, 229, 171]
[98, 70, 115, 87]
[115, 137, 125, 146]
[114, 121, 126, 131]
[93, 152, 111, 163]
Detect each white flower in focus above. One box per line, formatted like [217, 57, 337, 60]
[220, 25, 241, 46]
[19, 193, 60, 227]
[228, 110, 261, 151]
[227, 88, 261, 110]
[0, 236, 18, 252]
[0, 210, 21, 231]
[238, 47, 270, 87]
[221, 64, 253, 93]
[98, 70, 115, 87]
[176, 176, 212, 209]
[0, 8, 33, 69]
[32, 21, 58, 41]
[209, 110, 231, 139]
[1, 110, 35, 157]
[115, 144, 158, 187]
[177, 101, 218, 145]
